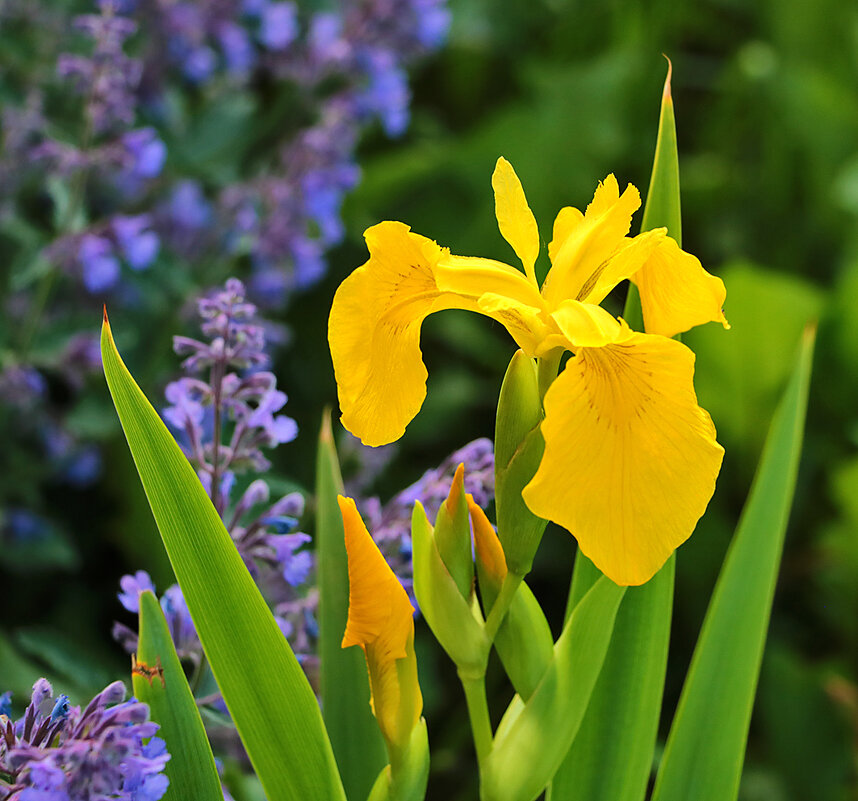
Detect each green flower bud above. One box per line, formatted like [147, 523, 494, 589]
[495, 350, 548, 577]
[411, 503, 489, 674]
[433, 464, 474, 600]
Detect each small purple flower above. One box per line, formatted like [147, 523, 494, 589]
[259, 2, 298, 50]
[78, 234, 121, 293]
[62, 444, 103, 487]
[3, 509, 48, 544]
[122, 128, 168, 180]
[183, 46, 218, 83]
[113, 215, 160, 270]
[218, 22, 256, 74]
[169, 181, 212, 230]
[118, 570, 157, 613]
[0, 365, 47, 408]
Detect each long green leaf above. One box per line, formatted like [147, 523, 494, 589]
[134, 590, 223, 801]
[481, 577, 626, 801]
[549, 60, 680, 801]
[101, 316, 345, 801]
[316, 413, 387, 800]
[651, 325, 816, 801]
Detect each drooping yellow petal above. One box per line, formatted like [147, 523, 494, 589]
[435, 254, 545, 310]
[541, 177, 643, 307]
[492, 157, 540, 285]
[328, 221, 477, 447]
[633, 236, 730, 337]
[522, 332, 724, 586]
[339, 496, 422, 749]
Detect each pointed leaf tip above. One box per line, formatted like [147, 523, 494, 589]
[662, 56, 673, 102]
[103, 305, 109, 325]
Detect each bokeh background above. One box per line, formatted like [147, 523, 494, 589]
[2, 0, 857, 798]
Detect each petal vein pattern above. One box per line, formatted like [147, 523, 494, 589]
[522, 332, 724, 585]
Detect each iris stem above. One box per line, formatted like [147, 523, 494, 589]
[484, 571, 523, 644]
[537, 349, 562, 400]
[460, 672, 492, 766]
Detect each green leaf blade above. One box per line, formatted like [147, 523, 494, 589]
[101, 317, 345, 801]
[482, 577, 626, 801]
[553, 61, 680, 801]
[651, 326, 816, 801]
[134, 590, 223, 801]
[316, 413, 387, 801]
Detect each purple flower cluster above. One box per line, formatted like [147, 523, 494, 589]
[0, 679, 169, 801]
[115, 278, 317, 686]
[31, 1, 166, 294]
[352, 438, 495, 604]
[140, 0, 451, 302]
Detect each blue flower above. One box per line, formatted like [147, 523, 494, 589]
[169, 181, 212, 230]
[78, 234, 121, 293]
[118, 570, 156, 613]
[183, 46, 218, 83]
[218, 22, 256, 74]
[113, 215, 160, 270]
[122, 128, 167, 180]
[259, 2, 298, 50]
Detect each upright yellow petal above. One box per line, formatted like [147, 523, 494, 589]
[328, 221, 477, 447]
[492, 157, 540, 285]
[548, 206, 584, 265]
[522, 332, 724, 586]
[541, 177, 642, 307]
[633, 237, 730, 337]
[469, 495, 507, 590]
[339, 496, 422, 749]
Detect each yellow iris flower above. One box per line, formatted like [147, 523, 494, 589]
[329, 158, 728, 586]
[340, 496, 422, 754]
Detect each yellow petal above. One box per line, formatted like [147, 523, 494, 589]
[435, 254, 545, 310]
[492, 157, 540, 284]
[548, 206, 584, 265]
[469, 495, 507, 594]
[522, 332, 724, 586]
[328, 222, 477, 447]
[633, 236, 730, 337]
[542, 177, 642, 307]
[341, 495, 414, 654]
[476, 293, 550, 356]
[339, 496, 422, 747]
[548, 300, 624, 349]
